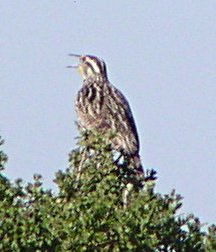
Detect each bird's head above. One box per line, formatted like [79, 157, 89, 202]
[68, 54, 108, 81]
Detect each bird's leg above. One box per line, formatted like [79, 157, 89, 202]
[76, 147, 88, 181]
[122, 183, 133, 209]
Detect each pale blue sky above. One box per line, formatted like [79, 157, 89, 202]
[0, 1, 215, 224]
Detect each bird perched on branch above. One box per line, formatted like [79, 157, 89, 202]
[68, 54, 144, 175]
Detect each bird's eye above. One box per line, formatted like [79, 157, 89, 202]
[80, 56, 86, 63]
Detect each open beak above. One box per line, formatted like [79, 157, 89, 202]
[67, 53, 81, 68]
[68, 53, 81, 57]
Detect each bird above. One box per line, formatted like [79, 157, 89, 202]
[68, 54, 144, 175]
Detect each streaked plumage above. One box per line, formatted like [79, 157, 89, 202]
[69, 54, 143, 173]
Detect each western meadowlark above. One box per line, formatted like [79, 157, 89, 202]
[68, 54, 143, 175]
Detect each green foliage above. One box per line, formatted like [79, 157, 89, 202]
[0, 133, 215, 251]
[0, 136, 8, 171]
